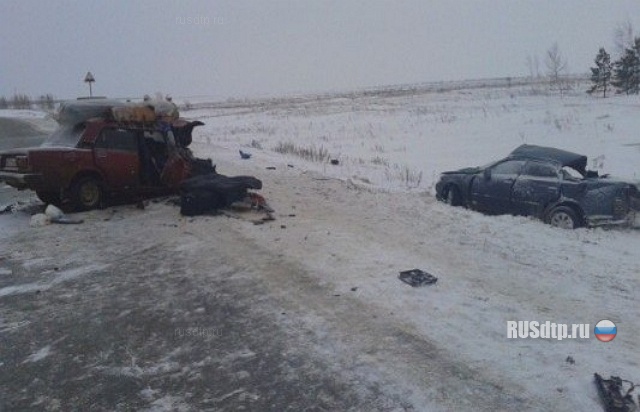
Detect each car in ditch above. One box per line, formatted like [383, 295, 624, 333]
[435, 144, 640, 228]
[0, 99, 210, 210]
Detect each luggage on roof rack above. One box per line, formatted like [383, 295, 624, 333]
[56, 99, 179, 126]
[151, 100, 180, 122]
[111, 105, 156, 123]
[111, 101, 180, 123]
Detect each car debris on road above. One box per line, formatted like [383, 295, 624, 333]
[594, 373, 638, 412]
[179, 172, 270, 217]
[30, 204, 84, 227]
[398, 269, 438, 287]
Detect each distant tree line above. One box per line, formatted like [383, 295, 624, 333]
[0, 93, 56, 110]
[589, 22, 640, 97]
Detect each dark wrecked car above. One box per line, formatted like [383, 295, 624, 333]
[0, 99, 211, 210]
[435, 144, 640, 229]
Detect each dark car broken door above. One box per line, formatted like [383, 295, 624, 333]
[511, 160, 561, 217]
[94, 128, 141, 190]
[471, 159, 525, 214]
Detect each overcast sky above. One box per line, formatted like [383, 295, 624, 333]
[1, 1, 639, 100]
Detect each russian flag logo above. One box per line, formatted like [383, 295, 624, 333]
[594, 320, 617, 342]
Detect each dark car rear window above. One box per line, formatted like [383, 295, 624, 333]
[524, 161, 558, 178]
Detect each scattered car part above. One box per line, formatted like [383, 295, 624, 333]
[50, 216, 84, 224]
[179, 173, 263, 216]
[398, 269, 438, 287]
[594, 373, 637, 412]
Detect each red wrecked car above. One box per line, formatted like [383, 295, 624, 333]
[0, 99, 211, 210]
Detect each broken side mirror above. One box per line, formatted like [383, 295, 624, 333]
[483, 168, 492, 180]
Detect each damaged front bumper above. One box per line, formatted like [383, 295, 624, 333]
[0, 171, 43, 190]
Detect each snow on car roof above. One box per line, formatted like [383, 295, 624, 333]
[57, 99, 128, 126]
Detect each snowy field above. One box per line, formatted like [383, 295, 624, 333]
[0, 109, 57, 133]
[182, 82, 640, 409]
[1, 81, 640, 410]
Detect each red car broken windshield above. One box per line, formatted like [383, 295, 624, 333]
[40, 124, 86, 148]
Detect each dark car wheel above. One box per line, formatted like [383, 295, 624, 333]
[444, 185, 462, 207]
[547, 206, 580, 229]
[71, 177, 103, 211]
[35, 190, 61, 205]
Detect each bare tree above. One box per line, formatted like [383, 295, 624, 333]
[34, 94, 55, 110]
[43, 94, 55, 110]
[11, 93, 31, 109]
[526, 55, 539, 77]
[545, 43, 568, 96]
